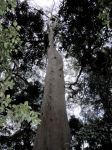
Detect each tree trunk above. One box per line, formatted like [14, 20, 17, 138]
[33, 19, 70, 150]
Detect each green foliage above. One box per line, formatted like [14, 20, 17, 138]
[0, 0, 5, 15]
[7, 101, 41, 127]
[0, 78, 40, 127]
[0, 0, 16, 15]
[98, 8, 110, 27]
[0, 0, 19, 127]
[0, 0, 41, 129]
[0, 77, 14, 127]
[0, 20, 21, 72]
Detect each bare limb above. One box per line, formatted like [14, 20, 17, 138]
[12, 72, 31, 86]
[75, 67, 83, 84]
[66, 66, 83, 88]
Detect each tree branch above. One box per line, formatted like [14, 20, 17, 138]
[66, 66, 83, 88]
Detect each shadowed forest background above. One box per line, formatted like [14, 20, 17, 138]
[0, 0, 112, 149]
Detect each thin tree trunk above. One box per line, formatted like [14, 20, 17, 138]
[33, 19, 70, 150]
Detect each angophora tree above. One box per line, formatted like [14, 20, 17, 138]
[33, 16, 70, 150]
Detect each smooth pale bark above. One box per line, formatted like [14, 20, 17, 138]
[33, 20, 70, 150]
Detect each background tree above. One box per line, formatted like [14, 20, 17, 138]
[59, 0, 112, 149]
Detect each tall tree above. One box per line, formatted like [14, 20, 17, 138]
[33, 17, 70, 150]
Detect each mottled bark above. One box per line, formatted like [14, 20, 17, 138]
[33, 19, 70, 150]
